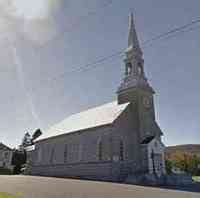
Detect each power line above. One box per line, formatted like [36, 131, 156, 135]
[20, 15, 200, 128]
[142, 17, 200, 46]
[33, 16, 200, 92]
[47, 17, 200, 81]
[152, 24, 200, 44]
[53, 49, 123, 80]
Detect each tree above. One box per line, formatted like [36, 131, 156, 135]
[11, 149, 26, 174]
[11, 129, 42, 174]
[165, 159, 173, 174]
[169, 152, 200, 175]
[21, 132, 32, 149]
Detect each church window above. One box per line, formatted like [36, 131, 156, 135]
[50, 148, 55, 164]
[64, 144, 68, 163]
[4, 152, 9, 159]
[38, 148, 42, 163]
[126, 63, 132, 75]
[119, 140, 124, 161]
[98, 141, 102, 161]
[78, 144, 82, 162]
[138, 62, 143, 76]
[138, 66, 142, 75]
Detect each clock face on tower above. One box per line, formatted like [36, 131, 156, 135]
[143, 96, 152, 108]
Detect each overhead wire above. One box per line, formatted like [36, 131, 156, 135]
[42, 17, 200, 86]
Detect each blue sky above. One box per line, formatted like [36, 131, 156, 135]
[0, 0, 200, 147]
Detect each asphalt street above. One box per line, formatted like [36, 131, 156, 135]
[0, 175, 199, 198]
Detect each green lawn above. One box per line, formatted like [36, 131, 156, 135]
[0, 193, 21, 198]
[193, 176, 200, 182]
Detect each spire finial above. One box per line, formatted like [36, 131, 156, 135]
[128, 13, 141, 50]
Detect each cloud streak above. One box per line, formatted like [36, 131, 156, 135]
[0, 0, 45, 128]
[11, 43, 42, 128]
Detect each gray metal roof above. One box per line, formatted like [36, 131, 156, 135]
[37, 101, 130, 142]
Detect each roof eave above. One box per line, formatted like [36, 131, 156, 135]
[35, 123, 113, 143]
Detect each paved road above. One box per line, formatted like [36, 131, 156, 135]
[0, 176, 199, 198]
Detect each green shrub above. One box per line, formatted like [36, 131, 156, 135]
[193, 176, 200, 182]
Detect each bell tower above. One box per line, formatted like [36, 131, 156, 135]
[117, 13, 162, 141]
[117, 13, 154, 105]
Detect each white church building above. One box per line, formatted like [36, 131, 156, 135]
[30, 14, 166, 182]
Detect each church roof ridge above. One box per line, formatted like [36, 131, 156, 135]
[37, 101, 130, 142]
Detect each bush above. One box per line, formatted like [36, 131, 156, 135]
[193, 176, 200, 182]
[166, 152, 200, 175]
[165, 160, 173, 174]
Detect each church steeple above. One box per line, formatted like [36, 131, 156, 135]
[117, 13, 164, 158]
[117, 13, 154, 104]
[128, 13, 141, 53]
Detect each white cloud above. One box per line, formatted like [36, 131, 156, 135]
[13, 0, 49, 20]
[0, 0, 62, 45]
[0, 0, 21, 41]
[23, 18, 58, 45]
[12, 0, 63, 20]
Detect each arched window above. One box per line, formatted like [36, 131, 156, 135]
[78, 144, 82, 162]
[98, 141, 102, 161]
[37, 148, 42, 163]
[64, 144, 68, 163]
[50, 148, 55, 164]
[4, 152, 9, 159]
[119, 140, 124, 161]
[138, 66, 142, 75]
[138, 62, 143, 76]
[126, 63, 132, 76]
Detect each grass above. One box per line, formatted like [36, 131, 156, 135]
[0, 193, 21, 198]
[193, 176, 200, 182]
[0, 168, 13, 175]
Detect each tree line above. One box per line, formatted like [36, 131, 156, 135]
[165, 152, 200, 176]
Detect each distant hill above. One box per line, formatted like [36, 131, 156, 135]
[165, 144, 200, 160]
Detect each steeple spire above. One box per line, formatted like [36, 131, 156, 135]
[117, 13, 154, 105]
[128, 13, 141, 52]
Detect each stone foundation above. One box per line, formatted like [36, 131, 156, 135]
[125, 173, 193, 186]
